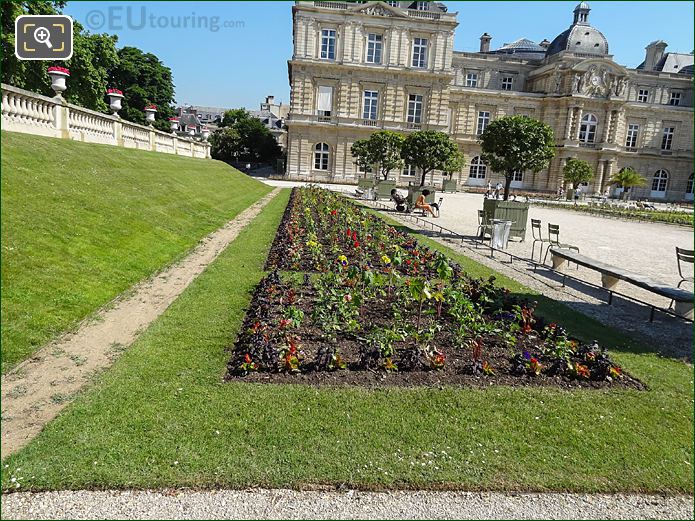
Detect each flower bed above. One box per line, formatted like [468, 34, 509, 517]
[228, 187, 641, 389]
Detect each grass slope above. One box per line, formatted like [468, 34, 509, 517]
[1, 131, 271, 371]
[2, 190, 692, 494]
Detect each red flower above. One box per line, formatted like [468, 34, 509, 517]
[48, 65, 70, 75]
[244, 353, 252, 364]
[330, 210, 337, 216]
[352, 231, 357, 241]
[107, 88, 123, 95]
[344, 294, 353, 302]
[346, 228, 352, 237]
[353, 240, 360, 248]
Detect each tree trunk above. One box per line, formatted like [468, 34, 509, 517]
[503, 173, 513, 201]
[420, 169, 429, 187]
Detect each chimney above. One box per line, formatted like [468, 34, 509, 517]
[479, 33, 492, 53]
[266, 95, 275, 105]
[539, 38, 551, 49]
[644, 40, 668, 71]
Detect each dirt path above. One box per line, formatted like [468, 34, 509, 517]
[2, 489, 692, 519]
[1, 189, 281, 457]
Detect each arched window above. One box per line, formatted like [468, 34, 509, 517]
[314, 143, 329, 170]
[651, 170, 668, 192]
[469, 156, 487, 179]
[578, 113, 597, 143]
[687, 174, 694, 194]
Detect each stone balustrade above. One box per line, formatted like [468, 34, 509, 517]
[1, 83, 210, 159]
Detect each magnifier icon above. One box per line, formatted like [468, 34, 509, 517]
[33, 26, 52, 49]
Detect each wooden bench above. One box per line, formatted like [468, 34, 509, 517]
[549, 248, 694, 321]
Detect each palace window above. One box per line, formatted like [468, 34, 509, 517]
[669, 92, 681, 106]
[661, 127, 674, 150]
[402, 164, 416, 177]
[316, 85, 333, 116]
[412, 37, 428, 68]
[320, 29, 336, 60]
[386, 0, 400, 6]
[687, 174, 694, 194]
[407, 94, 423, 124]
[578, 113, 597, 143]
[314, 143, 330, 170]
[366, 33, 383, 64]
[625, 123, 639, 149]
[465, 73, 478, 88]
[501, 76, 514, 91]
[651, 169, 668, 192]
[363, 90, 379, 120]
[416, 1, 429, 10]
[469, 156, 487, 179]
[637, 89, 649, 103]
[512, 170, 523, 182]
[476, 111, 490, 135]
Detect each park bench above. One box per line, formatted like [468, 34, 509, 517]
[549, 247, 694, 321]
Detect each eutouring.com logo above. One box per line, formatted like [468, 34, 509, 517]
[84, 6, 245, 33]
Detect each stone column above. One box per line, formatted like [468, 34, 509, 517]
[54, 98, 70, 139]
[574, 107, 583, 140]
[564, 107, 574, 140]
[602, 110, 613, 143]
[600, 159, 614, 193]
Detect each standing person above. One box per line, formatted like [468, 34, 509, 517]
[495, 181, 503, 199]
[574, 185, 582, 204]
[415, 190, 438, 218]
[486, 180, 492, 198]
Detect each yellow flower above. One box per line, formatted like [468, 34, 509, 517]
[306, 240, 318, 248]
[381, 255, 392, 266]
[337, 255, 348, 266]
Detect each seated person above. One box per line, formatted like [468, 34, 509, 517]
[415, 189, 439, 218]
[390, 189, 407, 211]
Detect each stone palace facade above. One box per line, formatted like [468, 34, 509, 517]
[285, 1, 694, 201]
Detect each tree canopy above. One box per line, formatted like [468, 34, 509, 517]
[2, 1, 177, 122]
[351, 130, 404, 180]
[108, 46, 176, 132]
[562, 158, 594, 189]
[211, 109, 281, 164]
[480, 115, 556, 200]
[401, 130, 459, 187]
[2, 1, 119, 113]
[442, 149, 466, 180]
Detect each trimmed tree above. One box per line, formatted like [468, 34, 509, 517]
[608, 167, 647, 200]
[351, 131, 404, 181]
[562, 158, 594, 189]
[350, 138, 375, 179]
[401, 130, 459, 187]
[443, 149, 466, 180]
[480, 115, 556, 200]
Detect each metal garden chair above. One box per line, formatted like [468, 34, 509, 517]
[476, 209, 492, 239]
[676, 247, 694, 288]
[542, 223, 580, 267]
[530, 219, 551, 263]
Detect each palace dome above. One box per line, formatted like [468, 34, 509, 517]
[546, 2, 609, 57]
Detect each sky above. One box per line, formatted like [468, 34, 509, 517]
[63, 1, 694, 110]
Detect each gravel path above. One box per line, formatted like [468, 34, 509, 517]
[0, 189, 280, 457]
[2, 489, 692, 519]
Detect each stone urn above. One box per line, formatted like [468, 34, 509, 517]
[169, 118, 179, 132]
[47, 66, 69, 96]
[187, 126, 196, 137]
[201, 126, 210, 141]
[107, 89, 124, 115]
[144, 105, 157, 124]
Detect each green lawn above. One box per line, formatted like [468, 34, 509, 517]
[2, 189, 692, 494]
[1, 131, 271, 371]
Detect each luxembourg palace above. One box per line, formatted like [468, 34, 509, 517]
[284, 1, 693, 201]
